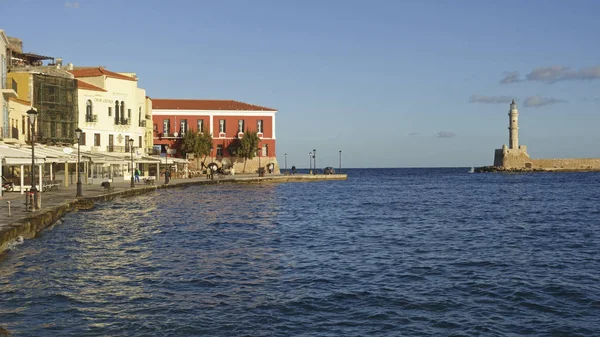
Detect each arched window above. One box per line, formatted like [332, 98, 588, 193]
[86, 100, 92, 115]
[115, 100, 120, 124]
[86, 100, 93, 122]
[121, 102, 125, 124]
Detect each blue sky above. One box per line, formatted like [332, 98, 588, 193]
[2, 0, 600, 168]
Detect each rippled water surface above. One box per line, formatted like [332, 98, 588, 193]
[1, 168, 600, 336]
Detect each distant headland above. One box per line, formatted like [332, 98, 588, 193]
[476, 100, 600, 173]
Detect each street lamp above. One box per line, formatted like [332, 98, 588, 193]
[27, 108, 38, 211]
[258, 146, 261, 177]
[339, 150, 342, 173]
[75, 127, 83, 197]
[309, 152, 312, 174]
[284, 153, 287, 173]
[129, 138, 135, 187]
[265, 144, 269, 173]
[313, 149, 316, 175]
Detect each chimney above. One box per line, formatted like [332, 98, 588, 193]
[67, 63, 73, 70]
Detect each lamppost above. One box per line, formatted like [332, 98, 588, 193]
[313, 149, 316, 175]
[309, 152, 312, 174]
[75, 128, 83, 197]
[284, 153, 287, 173]
[129, 138, 135, 187]
[265, 144, 269, 173]
[339, 150, 342, 173]
[27, 108, 38, 211]
[258, 146, 262, 177]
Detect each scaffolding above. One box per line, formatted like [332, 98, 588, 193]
[32, 74, 78, 145]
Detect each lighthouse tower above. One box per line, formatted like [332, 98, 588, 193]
[508, 99, 518, 149]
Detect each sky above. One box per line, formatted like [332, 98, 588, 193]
[2, 0, 600, 168]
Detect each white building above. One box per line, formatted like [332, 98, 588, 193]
[70, 66, 149, 154]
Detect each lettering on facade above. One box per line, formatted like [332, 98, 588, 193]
[93, 98, 115, 104]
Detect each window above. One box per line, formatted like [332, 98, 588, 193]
[219, 119, 226, 133]
[262, 144, 268, 157]
[257, 120, 263, 133]
[180, 119, 188, 135]
[238, 119, 244, 133]
[79, 132, 86, 146]
[108, 134, 114, 151]
[114, 101, 120, 124]
[50, 121, 56, 138]
[125, 135, 130, 152]
[121, 102, 126, 124]
[94, 133, 100, 146]
[86, 100, 93, 118]
[138, 107, 142, 124]
[197, 119, 204, 133]
[163, 119, 170, 136]
[216, 145, 223, 157]
[22, 116, 25, 135]
[139, 136, 142, 148]
[108, 106, 112, 117]
[128, 108, 131, 120]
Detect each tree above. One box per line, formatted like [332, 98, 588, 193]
[237, 130, 260, 173]
[181, 130, 213, 170]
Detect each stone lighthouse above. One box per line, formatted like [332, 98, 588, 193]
[508, 99, 518, 149]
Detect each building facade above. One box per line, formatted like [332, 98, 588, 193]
[1, 30, 18, 140]
[152, 99, 279, 173]
[70, 67, 150, 154]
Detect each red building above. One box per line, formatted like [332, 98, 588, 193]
[151, 99, 278, 173]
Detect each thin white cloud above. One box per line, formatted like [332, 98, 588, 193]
[501, 65, 600, 84]
[469, 95, 514, 104]
[500, 71, 520, 84]
[435, 131, 457, 138]
[523, 96, 567, 108]
[65, 1, 79, 8]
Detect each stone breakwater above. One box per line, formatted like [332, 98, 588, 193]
[475, 166, 600, 173]
[0, 174, 347, 255]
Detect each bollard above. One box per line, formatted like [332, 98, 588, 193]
[6, 201, 11, 216]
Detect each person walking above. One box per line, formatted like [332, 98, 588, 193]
[134, 168, 140, 183]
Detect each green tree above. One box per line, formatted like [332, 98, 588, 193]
[237, 130, 260, 173]
[181, 130, 213, 170]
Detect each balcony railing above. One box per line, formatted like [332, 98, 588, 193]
[114, 118, 130, 126]
[145, 114, 151, 120]
[107, 145, 126, 153]
[85, 114, 98, 123]
[139, 120, 147, 127]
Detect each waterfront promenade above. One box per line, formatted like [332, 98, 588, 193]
[0, 173, 347, 254]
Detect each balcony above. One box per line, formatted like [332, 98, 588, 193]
[139, 120, 147, 127]
[85, 114, 98, 123]
[114, 118, 130, 126]
[1, 79, 17, 99]
[145, 114, 151, 120]
[107, 145, 126, 153]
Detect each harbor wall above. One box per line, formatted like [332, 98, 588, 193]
[494, 147, 600, 171]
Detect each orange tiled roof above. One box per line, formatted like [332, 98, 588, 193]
[76, 79, 107, 92]
[8, 97, 31, 106]
[69, 67, 137, 82]
[151, 99, 276, 111]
